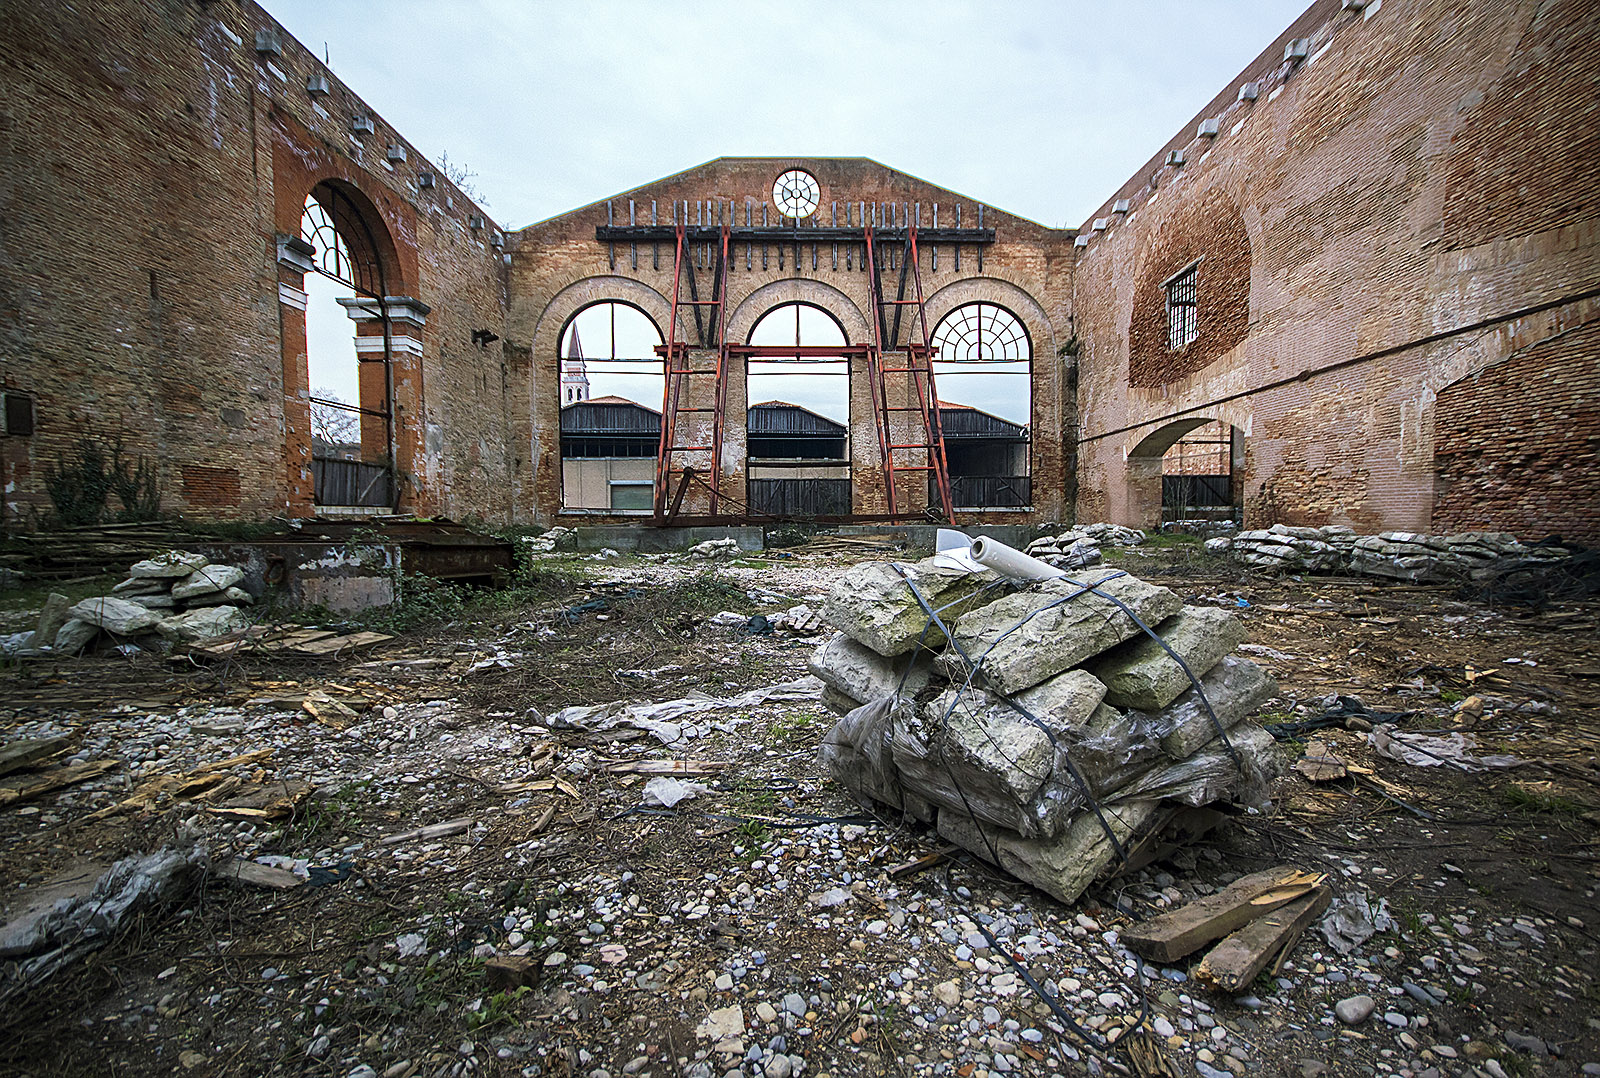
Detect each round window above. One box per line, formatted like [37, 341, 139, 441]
[772, 169, 820, 220]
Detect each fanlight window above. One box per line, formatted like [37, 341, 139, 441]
[301, 194, 354, 285]
[931, 303, 1031, 361]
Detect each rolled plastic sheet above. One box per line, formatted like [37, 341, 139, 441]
[970, 535, 1066, 582]
[930, 528, 986, 573]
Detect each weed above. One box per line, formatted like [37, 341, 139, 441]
[284, 780, 370, 848]
[1438, 689, 1464, 705]
[466, 986, 532, 1031]
[768, 709, 824, 745]
[1501, 783, 1586, 816]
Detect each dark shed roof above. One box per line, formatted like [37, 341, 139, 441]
[748, 401, 847, 436]
[561, 398, 661, 436]
[939, 403, 1028, 440]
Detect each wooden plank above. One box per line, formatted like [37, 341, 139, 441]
[292, 631, 393, 656]
[0, 735, 72, 778]
[0, 760, 119, 808]
[213, 859, 304, 890]
[379, 817, 473, 845]
[1122, 866, 1327, 963]
[1294, 740, 1348, 782]
[605, 759, 728, 776]
[1194, 886, 1333, 992]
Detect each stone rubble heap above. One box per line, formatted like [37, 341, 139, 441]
[1208, 525, 1572, 583]
[1025, 523, 1146, 572]
[810, 555, 1281, 904]
[19, 550, 255, 656]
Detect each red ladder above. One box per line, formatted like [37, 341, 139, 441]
[864, 220, 954, 518]
[656, 218, 731, 519]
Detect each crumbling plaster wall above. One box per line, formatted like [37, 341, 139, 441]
[1071, 0, 1600, 538]
[507, 158, 1077, 525]
[0, 0, 513, 524]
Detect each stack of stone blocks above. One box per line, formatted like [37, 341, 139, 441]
[811, 556, 1281, 904]
[27, 551, 256, 655]
[1211, 525, 1573, 582]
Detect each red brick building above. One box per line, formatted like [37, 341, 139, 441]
[2, 0, 1595, 540]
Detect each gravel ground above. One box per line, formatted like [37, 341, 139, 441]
[1, 544, 1596, 1077]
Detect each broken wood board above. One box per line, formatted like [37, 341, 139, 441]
[0, 760, 119, 808]
[1122, 866, 1328, 963]
[184, 627, 392, 660]
[212, 859, 304, 890]
[1194, 886, 1333, 992]
[494, 778, 580, 798]
[291, 631, 393, 656]
[303, 692, 361, 730]
[1294, 740, 1348, 782]
[379, 817, 473, 845]
[0, 735, 72, 778]
[605, 759, 729, 776]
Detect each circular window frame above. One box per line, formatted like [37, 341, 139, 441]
[772, 169, 820, 220]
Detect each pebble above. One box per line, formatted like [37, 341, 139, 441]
[1335, 996, 1375, 1025]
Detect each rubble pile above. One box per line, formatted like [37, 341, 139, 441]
[1209, 525, 1573, 582]
[10, 550, 256, 656]
[1024, 523, 1145, 571]
[810, 555, 1281, 904]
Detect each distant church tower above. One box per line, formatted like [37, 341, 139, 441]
[561, 326, 590, 405]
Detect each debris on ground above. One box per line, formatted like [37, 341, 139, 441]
[1211, 525, 1579, 583]
[1, 531, 1596, 1078]
[0, 844, 205, 1004]
[7, 550, 259, 657]
[686, 538, 742, 560]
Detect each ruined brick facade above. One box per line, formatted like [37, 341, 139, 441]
[508, 159, 1075, 524]
[0, 0, 511, 525]
[1072, 0, 1600, 542]
[2, 0, 1594, 539]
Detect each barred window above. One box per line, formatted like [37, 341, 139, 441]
[1166, 263, 1198, 349]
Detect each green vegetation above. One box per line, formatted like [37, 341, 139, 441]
[1501, 783, 1586, 816]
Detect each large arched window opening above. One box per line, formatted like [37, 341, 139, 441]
[745, 303, 852, 517]
[300, 185, 395, 508]
[559, 301, 665, 512]
[929, 302, 1032, 510]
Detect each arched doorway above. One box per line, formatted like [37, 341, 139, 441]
[1127, 418, 1244, 528]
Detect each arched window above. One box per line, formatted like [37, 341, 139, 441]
[294, 183, 398, 507]
[559, 302, 666, 513]
[931, 302, 1031, 362]
[745, 303, 851, 517]
[930, 303, 1032, 510]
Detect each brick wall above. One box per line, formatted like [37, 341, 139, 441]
[0, 0, 513, 526]
[1432, 320, 1600, 543]
[1071, 0, 1600, 538]
[508, 158, 1078, 525]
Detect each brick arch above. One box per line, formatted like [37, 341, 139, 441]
[726, 279, 871, 344]
[922, 277, 1055, 357]
[1127, 187, 1251, 388]
[304, 178, 408, 296]
[530, 277, 673, 364]
[1123, 413, 1247, 530]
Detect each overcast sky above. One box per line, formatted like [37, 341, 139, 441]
[264, 0, 1310, 231]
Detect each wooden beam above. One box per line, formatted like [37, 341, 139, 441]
[1122, 866, 1326, 963]
[1194, 886, 1333, 992]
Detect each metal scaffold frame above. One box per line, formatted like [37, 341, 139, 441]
[596, 198, 994, 524]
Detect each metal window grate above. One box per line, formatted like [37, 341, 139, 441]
[1166, 265, 1198, 349]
